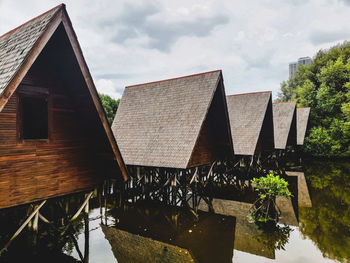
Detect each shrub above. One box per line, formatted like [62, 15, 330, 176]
[249, 174, 292, 224]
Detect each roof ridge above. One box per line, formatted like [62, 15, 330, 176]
[273, 101, 296, 104]
[125, 69, 222, 88]
[0, 3, 64, 40]
[227, 91, 271, 97]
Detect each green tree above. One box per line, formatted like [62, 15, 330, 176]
[276, 42, 350, 157]
[99, 94, 120, 125]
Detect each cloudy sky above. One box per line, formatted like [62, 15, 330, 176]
[1, 0, 350, 99]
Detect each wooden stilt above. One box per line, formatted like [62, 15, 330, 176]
[32, 210, 39, 231]
[71, 191, 93, 221]
[38, 212, 50, 224]
[0, 200, 46, 255]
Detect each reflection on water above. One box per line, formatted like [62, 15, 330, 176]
[299, 161, 350, 263]
[0, 160, 349, 263]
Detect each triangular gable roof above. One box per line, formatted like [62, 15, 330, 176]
[112, 70, 233, 168]
[296, 107, 310, 145]
[273, 102, 297, 149]
[0, 4, 128, 180]
[226, 91, 273, 155]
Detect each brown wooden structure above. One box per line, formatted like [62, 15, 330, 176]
[111, 70, 234, 209]
[0, 5, 127, 209]
[112, 70, 233, 169]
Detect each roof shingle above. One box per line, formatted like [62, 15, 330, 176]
[226, 91, 272, 155]
[112, 70, 224, 168]
[273, 102, 297, 149]
[296, 107, 310, 145]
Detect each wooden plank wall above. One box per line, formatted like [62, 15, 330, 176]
[0, 46, 103, 210]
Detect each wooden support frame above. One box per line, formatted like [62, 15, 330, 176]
[119, 154, 291, 212]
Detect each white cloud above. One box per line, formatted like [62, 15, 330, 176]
[1, 0, 350, 100]
[95, 79, 122, 99]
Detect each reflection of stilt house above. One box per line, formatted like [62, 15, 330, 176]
[226, 91, 274, 156]
[296, 107, 311, 146]
[112, 70, 233, 169]
[285, 171, 312, 207]
[273, 102, 297, 150]
[0, 5, 127, 209]
[196, 176, 311, 260]
[101, 204, 236, 263]
[196, 198, 275, 259]
[111, 71, 233, 203]
[102, 226, 194, 263]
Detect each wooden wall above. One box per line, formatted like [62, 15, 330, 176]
[0, 24, 114, 209]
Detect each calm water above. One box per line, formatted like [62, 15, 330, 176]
[0, 160, 349, 263]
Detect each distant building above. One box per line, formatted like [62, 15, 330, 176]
[298, 57, 312, 66]
[289, 62, 298, 79]
[289, 56, 312, 79]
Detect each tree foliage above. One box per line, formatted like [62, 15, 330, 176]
[276, 42, 350, 157]
[299, 161, 350, 262]
[99, 94, 120, 125]
[249, 174, 291, 223]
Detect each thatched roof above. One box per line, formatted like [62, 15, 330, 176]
[0, 4, 128, 179]
[101, 225, 194, 263]
[272, 102, 297, 149]
[296, 107, 310, 145]
[112, 70, 233, 168]
[226, 91, 274, 155]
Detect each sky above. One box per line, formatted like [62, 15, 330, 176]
[1, 0, 350, 99]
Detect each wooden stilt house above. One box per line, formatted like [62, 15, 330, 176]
[272, 102, 297, 149]
[112, 70, 233, 169]
[0, 5, 127, 209]
[226, 91, 274, 156]
[296, 107, 311, 146]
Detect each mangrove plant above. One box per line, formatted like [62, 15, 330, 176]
[249, 174, 292, 224]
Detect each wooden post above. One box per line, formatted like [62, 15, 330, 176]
[32, 210, 39, 231]
[71, 191, 93, 221]
[84, 194, 89, 214]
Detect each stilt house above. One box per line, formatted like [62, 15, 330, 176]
[226, 91, 274, 156]
[112, 70, 233, 169]
[272, 102, 297, 149]
[296, 107, 311, 145]
[0, 5, 127, 209]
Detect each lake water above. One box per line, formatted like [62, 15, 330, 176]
[0, 160, 349, 263]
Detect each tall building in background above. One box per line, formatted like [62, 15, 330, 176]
[298, 57, 312, 66]
[289, 56, 312, 79]
[289, 62, 298, 79]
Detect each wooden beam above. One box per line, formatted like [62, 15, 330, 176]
[0, 200, 46, 255]
[60, 8, 128, 181]
[0, 9, 63, 112]
[71, 191, 93, 221]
